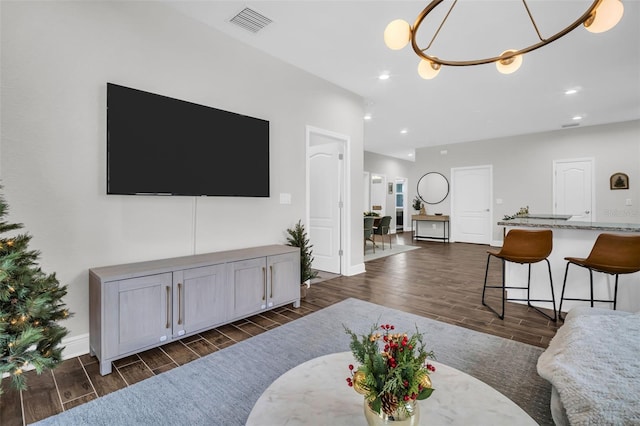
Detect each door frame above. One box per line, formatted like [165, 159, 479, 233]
[306, 125, 350, 276]
[363, 171, 371, 213]
[395, 177, 408, 233]
[450, 165, 493, 244]
[369, 172, 387, 216]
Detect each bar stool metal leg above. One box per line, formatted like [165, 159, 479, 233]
[558, 263, 571, 321]
[526, 259, 556, 322]
[483, 255, 556, 322]
[559, 262, 622, 321]
[482, 254, 505, 320]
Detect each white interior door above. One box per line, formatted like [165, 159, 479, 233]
[451, 165, 492, 244]
[553, 159, 594, 221]
[309, 142, 343, 274]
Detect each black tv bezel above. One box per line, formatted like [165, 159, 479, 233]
[106, 82, 270, 197]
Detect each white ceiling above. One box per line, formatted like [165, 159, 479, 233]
[164, 0, 640, 160]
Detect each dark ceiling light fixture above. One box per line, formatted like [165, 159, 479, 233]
[384, 0, 624, 79]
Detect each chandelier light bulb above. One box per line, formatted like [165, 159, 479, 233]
[384, 19, 412, 50]
[584, 0, 624, 33]
[496, 50, 523, 74]
[417, 59, 441, 79]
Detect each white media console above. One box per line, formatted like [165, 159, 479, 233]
[89, 245, 300, 375]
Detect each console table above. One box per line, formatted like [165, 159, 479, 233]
[246, 352, 536, 425]
[412, 214, 450, 243]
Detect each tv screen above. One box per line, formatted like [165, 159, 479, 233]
[107, 83, 269, 197]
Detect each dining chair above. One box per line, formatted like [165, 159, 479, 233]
[373, 216, 392, 250]
[364, 216, 375, 254]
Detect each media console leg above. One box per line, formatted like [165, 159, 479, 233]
[100, 361, 113, 376]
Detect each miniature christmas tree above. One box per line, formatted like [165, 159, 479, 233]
[285, 220, 319, 284]
[0, 191, 70, 394]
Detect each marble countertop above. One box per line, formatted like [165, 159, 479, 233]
[499, 217, 640, 232]
[246, 352, 536, 425]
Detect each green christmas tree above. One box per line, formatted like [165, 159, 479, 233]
[0, 191, 70, 394]
[285, 220, 319, 284]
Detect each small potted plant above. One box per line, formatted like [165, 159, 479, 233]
[412, 196, 425, 214]
[286, 220, 318, 298]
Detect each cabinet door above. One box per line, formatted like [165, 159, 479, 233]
[228, 257, 267, 318]
[173, 264, 227, 337]
[267, 252, 300, 308]
[104, 273, 173, 358]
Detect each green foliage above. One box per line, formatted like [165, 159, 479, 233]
[344, 323, 435, 415]
[363, 211, 380, 217]
[412, 196, 423, 211]
[0, 190, 71, 394]
[285, 220, 319, 284]
[503, 205, 530, 220]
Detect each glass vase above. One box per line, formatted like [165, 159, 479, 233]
[363, 399, 420, 425]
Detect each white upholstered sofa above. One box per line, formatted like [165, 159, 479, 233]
[537, 307, 640, 425]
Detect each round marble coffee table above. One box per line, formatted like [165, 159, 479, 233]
[246, 352, 537, 425]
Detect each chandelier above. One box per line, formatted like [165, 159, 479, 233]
[384, 0, 624, 79]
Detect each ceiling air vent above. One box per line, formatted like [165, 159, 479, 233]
[229, 7, 272, 33]
[561, 123, 580, 128]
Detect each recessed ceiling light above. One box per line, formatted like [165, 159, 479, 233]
[407, 153, 413, 157]
[572, 115, 583, 120]
[564, 89, 578, 95]
[400, 129, 408, 134]
[364, 114, 372, 120]
[378, 73, 390, 80]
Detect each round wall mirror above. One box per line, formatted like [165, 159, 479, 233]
[417, 172, 449, 204]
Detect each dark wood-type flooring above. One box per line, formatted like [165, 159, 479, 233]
[1, 233, 561, 425]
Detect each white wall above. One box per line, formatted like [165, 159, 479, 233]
[0, 1, 364, 344]
[408, 120, 640, 242]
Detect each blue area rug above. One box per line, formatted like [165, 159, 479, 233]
[36, 298, 552, 425]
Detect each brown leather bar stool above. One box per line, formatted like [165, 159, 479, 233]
[558, 233, 640, 321]
[482, 229, 557, 321]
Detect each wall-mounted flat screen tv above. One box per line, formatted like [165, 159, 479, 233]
[107, 83, 269, 197]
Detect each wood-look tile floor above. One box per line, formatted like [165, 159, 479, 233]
[0, 234, 561, 425]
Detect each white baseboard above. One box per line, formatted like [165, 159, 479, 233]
[61, 332, 90, 359]
[346, 263, 366, 276]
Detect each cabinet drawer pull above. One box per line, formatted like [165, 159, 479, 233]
[262, 266, 266, 301]
[165, 286, 171, 329]
[270, 265, 273, 299]
[177, 283, 183, 325]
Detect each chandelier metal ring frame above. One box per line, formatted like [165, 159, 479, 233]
[385, 0, 624, 78]
[411, 0, 602, 67]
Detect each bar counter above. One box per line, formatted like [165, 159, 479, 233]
[497, 216, 640, 314]
[498, 217, 640, 233]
